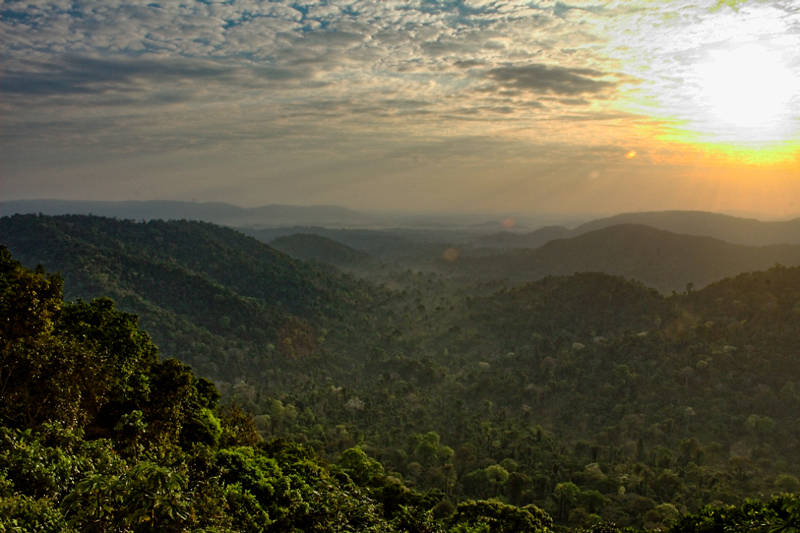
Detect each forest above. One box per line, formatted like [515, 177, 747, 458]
[3, 212, 800, 531]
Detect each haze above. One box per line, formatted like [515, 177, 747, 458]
[2, 0, 799, 217]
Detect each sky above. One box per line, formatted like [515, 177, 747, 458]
[1, 0, 799, 217]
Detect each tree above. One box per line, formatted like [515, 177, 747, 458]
[450, 499, 553, 533]
[338, 446, 384, 485]
[485, 465, 509, 497]
[553, 482, 580, 522]
[0, 246, 63, 340]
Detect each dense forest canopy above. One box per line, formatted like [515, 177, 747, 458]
[3, 213, 800, 531]
[0, 246, 560, 532]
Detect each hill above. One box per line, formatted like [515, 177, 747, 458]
[0, 214, 374, 382]
[453, 224, 800, 292]
[1, 247, 563, 533]
[469, 211, 800, 250]
[573, 210, 800, 246]
[422, 266, 800, 525]
[472, 225, 571, 249]
[270, 233, 370, 267]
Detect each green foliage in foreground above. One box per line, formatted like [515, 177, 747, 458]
[0, 246, 557, 532]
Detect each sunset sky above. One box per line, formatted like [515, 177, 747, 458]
[2, 0, 799, 217]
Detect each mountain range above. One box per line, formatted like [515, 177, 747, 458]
[0, 199, 563, 230]
[453, 224, 800, 292]
[480, 210, 800, 249]
[0, 199, 378, 228]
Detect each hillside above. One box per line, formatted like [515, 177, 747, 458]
[1, 248, 565, 533]
[270, 233, 370, 267]
[573, 210, 800, 246]
[421, 266, 800, 524]
[0, 214, 375, 382]
[465, 211, 800, 250]
[454, 224, 800, 292]
[473, 225, 571, 249]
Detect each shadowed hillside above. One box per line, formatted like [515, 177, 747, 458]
[573, 210, 800, 246]
[270, 233, 370, 267]
[472, 225, 571, 249]
[466, 211, 800, 250]
[0, 214, 376, 382]
[453, 224, 800, 292]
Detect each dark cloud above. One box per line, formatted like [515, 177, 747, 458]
[486, 63, 617, 96]
[0, 54, 315, 97]
[557, 97, 590, 106]
[521, 100, 546, 109]
[454, 59, 486, 68]
[250, 65, 314, 81]
[0, 55, 235, 96]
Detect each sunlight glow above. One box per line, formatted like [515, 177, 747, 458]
[607, 3, 800, 164]
[689, 43, 798, 143]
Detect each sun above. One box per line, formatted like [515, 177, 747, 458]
[606, 3, 800, 164]
[688, 43, 798, 145]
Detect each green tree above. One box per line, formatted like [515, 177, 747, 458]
[450, 499, 553, 532]
[553, 482, 580, 522]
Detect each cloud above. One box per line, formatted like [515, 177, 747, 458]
[485, 63, 618, 96]
[0, 52, 324, 101]
[6, 0, 796, 213]
[454, 59, 486, 68]
[0, 55, 239, 96]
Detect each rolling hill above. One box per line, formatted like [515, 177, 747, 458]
[0, 214, 375, 382]
[469, 210, 800, 250]
[472, 225, 571, 249]
[269, 233, 370, 267]
[453, 224, 800, 292]
[572, 210, 800, 246]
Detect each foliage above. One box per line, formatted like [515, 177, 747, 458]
[0, 247, 560, 532]
[7, 215, 800, 530]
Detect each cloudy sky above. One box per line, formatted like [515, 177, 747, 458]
[2, 0, 799, 216]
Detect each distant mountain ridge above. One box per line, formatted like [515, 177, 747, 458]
[574, 210, 800, 245]
[455, 224, 800, 292]
[0, 199, 378, 228]
[0, 199, 561, 231]
[483, 210, 800, 249]
[6, 201, 800, 247]
[473, 225, 571, 249]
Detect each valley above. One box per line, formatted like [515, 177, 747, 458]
[4, 207, 800, 530]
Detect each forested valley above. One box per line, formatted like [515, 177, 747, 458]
[4, 212, 800, 532]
